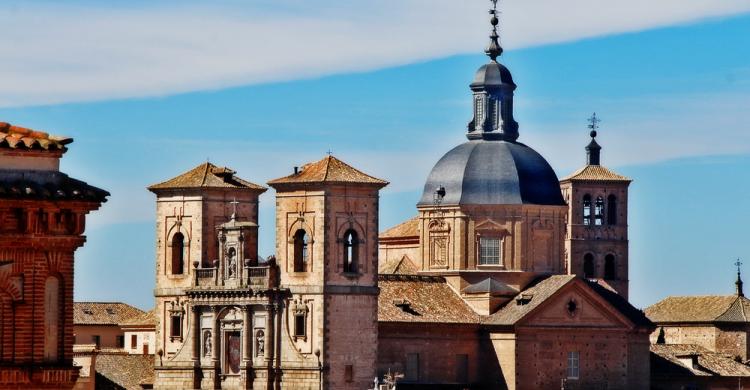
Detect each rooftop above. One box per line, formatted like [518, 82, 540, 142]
[268, 155, 388, 187]
[378, 255, 418, 275]
[378, 274, 479, 324]
[560, 164, 631, 183]
[148, 162, 266, 191]
[379, 216, 419, 239]
[0, 122, 72, 152]
[95, 352, 155, 389]
[74, 302, 146, 326]
[645, 295, 750, 323]
[651, 344, 750, 378]
[120, 308, 156, 327]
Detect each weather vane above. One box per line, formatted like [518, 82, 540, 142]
[736, 258, 743, 272]
[588, 113, 601, 136]
[486, 0, 503, 61]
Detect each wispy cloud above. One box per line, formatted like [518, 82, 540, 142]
[1, 0, 749, 107]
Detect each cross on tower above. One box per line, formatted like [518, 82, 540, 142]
[588, 113, 601, 134]
[230, 198, 240, 220]
[736, 258, 744, 297]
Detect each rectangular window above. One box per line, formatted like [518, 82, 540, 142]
[344, 364, 353, 382]
[567, 351, 580, 379]
[405, 353, 420, 382]
[170, 315, 182, 338]
[294, 314, 306, 338]
[131, 334, 138, 349]
[455, 354, 469, 383]
[92, 335, 100, 348]
[116, 335, 125, 348]
[479, 237, 501, 265]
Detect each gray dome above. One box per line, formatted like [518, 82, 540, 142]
[471, 62, 516, 90]
[418, 140, 565, 206]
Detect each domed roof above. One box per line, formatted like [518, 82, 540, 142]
[471, 61, 516, 90]
[418, 140, 565, 206]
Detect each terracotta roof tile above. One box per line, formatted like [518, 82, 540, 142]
[0, 122, 72, 152]
[378, 255, 418, 275]
[74, 302, 145, 326]
[120, 308, 156, 327]
[148, 162, 266, 191]
[645, 295, 750, 323]
[380, 216, 419, 239]
[268, 155, 388, 187]
[0, 170, 109, 202]
[560, 164, 631, 182]
[484, 275, 575, 325]
[95, 353, 155, 389]
[651, 344, 750, 377]
[378, 274, 479, 324]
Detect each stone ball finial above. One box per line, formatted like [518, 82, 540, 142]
[491, 16, 498, 26]
[590, 130, 597, 138]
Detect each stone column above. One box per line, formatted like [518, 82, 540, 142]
[212, 307, 221, 365]
[274, 302, 283, 390]
[242, 306, 252, 364]
[191, 305, 201, 363]
[264, 303, 275, 388]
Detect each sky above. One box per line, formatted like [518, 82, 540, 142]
[0, 1, 749, 310]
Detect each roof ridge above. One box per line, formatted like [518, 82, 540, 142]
[200, 162, 211, 186]
[323, 155, 332, 181]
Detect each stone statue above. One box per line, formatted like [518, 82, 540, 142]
[227, 248, 236, 278]
[204, 331, 212, 357]
[256, 330, 264, 356]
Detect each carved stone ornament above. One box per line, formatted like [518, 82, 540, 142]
[566, 298, 579, 318]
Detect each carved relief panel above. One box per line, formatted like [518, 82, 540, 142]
[428, 219, 450, 269]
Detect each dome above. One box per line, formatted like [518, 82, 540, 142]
[418, 140, 565, 206]
[471, 62, 516, 90]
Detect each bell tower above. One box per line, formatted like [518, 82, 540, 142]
[268, 155, 387, 390]
[560, 114, 632, 298]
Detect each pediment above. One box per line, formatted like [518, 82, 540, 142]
[520, 280, 632, 329]
[475, 218, 507, 233]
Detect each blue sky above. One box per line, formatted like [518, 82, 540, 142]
[1, 1, 749, 310]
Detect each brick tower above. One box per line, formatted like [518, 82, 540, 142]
[268, 155, 387, 389]
[0, 122, 107, 388]
[560, 119, 632, 298]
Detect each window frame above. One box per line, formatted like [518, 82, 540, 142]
[171, 232, 185, 275]
[567, 351, 580, 379]
[594, 196, 605, 226]
[478, 236, 503, 266]
[582, 194, 592, 226]
[292, 229, 309, 273]
[607, 194, 618, 225]
[583, 253, 595, 279]
[342, 229, 359, 274]
[604, 254, 616, 280]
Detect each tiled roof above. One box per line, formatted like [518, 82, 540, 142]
[74, 302, 145, 326]
[380, 216, 419, 239]
[560, 164, 631, 182]
[268, 155, 388, 187]
[484, 275, 575, 325]
[378, 255, 418, 275]
[0, 122, 72, 152]
[95, 353, 155, 389]
[0, 170, 109, 202]
[651, 344, 750, 377]
[148, 162, 266, 191]
[484, 275, 652, 327]
[120, 308, 156, 327]
[645, 295, 750, 323]
[378, 274, 479, 324]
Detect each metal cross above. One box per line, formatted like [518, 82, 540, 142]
[230, 198, 240, 217]
[736, 258, 743, 272]
[588, 113, 601, 132]
[326, 148, 333, 156]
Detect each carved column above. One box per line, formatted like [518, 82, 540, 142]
[191, 305, 201, 363]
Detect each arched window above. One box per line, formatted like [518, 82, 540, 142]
[604, 254, 616, 280]
[583, 254, 595, 278]
[343, 230, 358, 273]
[607, 195, 617, 225]
[171, 232, 185, 275]
[594, 196, 605, 226]
[293, 229, 308, 272]
[582, 195, 592, 226]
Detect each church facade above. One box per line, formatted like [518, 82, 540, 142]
[149, 4, 653, 390]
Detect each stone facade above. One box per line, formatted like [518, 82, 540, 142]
[0, 122, 107, 389]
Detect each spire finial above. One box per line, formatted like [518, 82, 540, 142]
[585, 113, 602, 165]
[229, 197, 240, 221]
[485, 0, 503, 61]
[736, 258, 744, 297]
